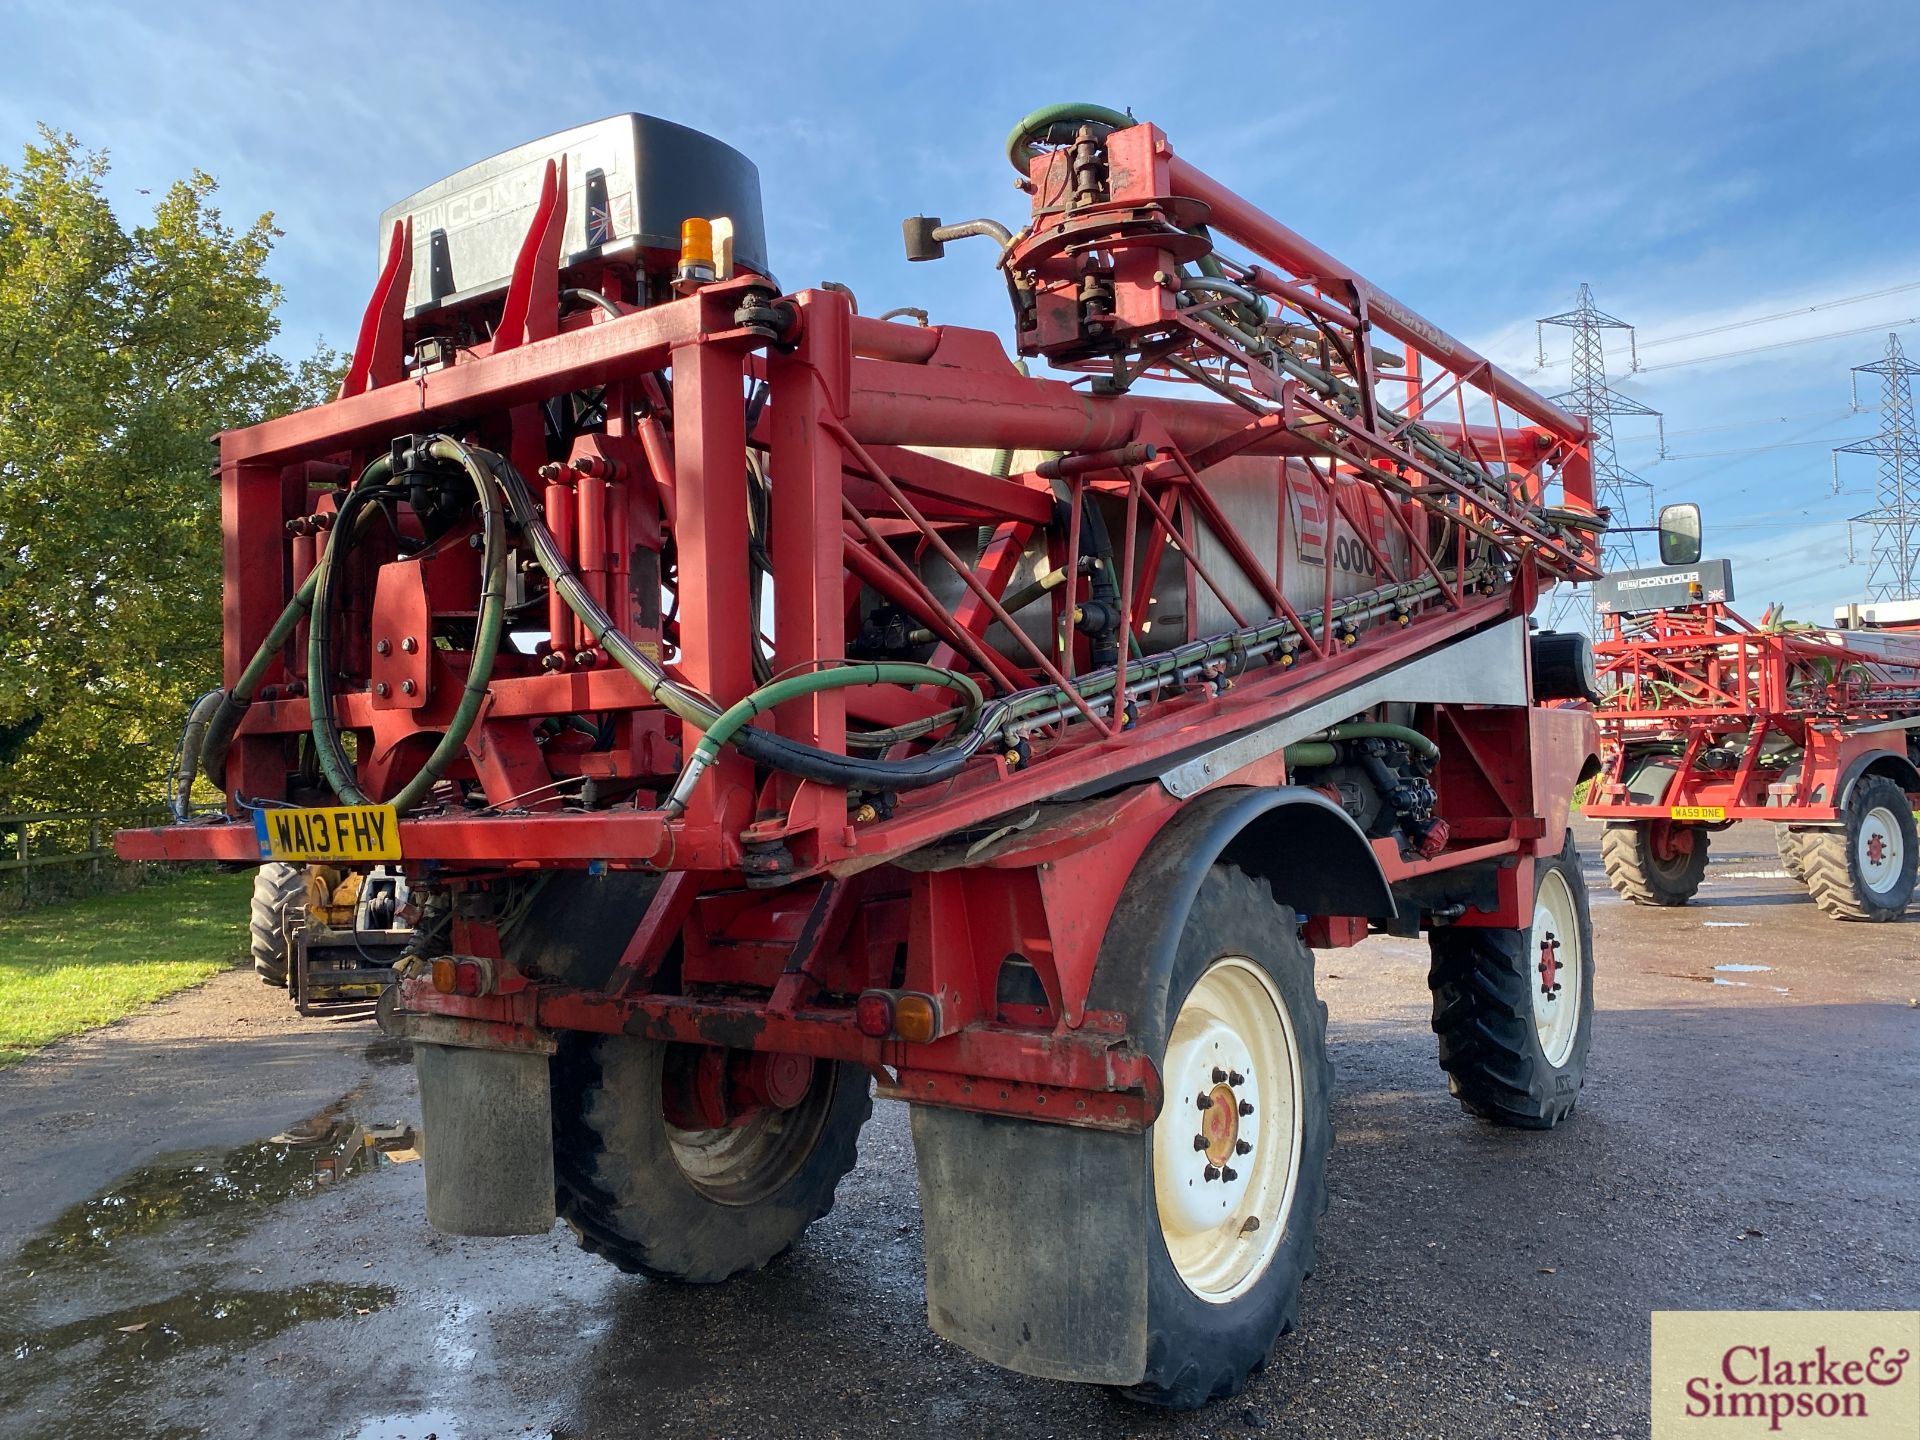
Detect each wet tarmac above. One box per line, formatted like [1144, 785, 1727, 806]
[1, 819, 1915, 1438]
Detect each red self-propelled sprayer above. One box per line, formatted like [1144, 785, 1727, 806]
[122, 104, 1604, 1407]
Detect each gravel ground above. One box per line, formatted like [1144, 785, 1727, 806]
[1, 818, 1915, 1439]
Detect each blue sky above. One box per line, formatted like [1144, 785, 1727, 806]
[6, 1, 1919, 623]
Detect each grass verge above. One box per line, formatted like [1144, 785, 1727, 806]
[0, 871, 253, 1067]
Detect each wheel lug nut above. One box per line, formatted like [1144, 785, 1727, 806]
[1196, 1094, 1213, 1111]
[1235, 1139, 1251, 1155]
[1193, 1134, 1209, 1152]
[1203, 1165, 1220, 1182]
[1212, 1067, 1227, 1084]
[1238, 1100, 1254, 1116]
[1228, 1070, 1244, 1086]
[1221, 1165, 1239, 1183]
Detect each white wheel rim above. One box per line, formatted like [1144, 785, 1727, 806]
[1531, 869, 1582, 1068]
[1857, 806, 1905, 896]
[1153, 956, 1303, 1303]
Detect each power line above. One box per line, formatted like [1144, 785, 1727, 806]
[1635, 431, 1869, 463]
[1639, 316, 1920, 373]
[1530, 280, 1920, 369]
[1660, 406, 1861, 440]
[1638, 280, 1920, 351]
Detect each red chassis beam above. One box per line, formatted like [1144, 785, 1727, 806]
[399, 976, 1161, 1133]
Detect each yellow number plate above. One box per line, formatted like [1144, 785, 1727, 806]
[256, 804, 401, 862]
[1669, 805, 1725, 822]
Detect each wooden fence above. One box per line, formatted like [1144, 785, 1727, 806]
[0, 809, 170, 904]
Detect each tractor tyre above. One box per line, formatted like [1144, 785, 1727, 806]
[1428, 832, 1594, 1129]
[1801, 775, 1918, 922]
[249, 862, 305, 988]
[527, 873, 870, 1282]
[1117, 866, 1333, 1409]
[1775, 827, 1811, 885]
[1600, 819, 1707, 906]
[550, 1033, 871, 1281]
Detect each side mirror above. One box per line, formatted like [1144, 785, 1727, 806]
[1658, 502, 1702, 567]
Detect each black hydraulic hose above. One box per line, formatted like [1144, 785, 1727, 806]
[198, 456, 397, 792]
[170, 689, 225, 820]
[561, 287, 627, 321]
[462, 442, 1016, 793]
[1075, 492, 1122, 669]
[307, 441, 508, 811]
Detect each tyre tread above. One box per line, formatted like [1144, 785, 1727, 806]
[1124, 867, 1332, 1411]
[1599, 822, 1705, 906]
[248, 863, 304, 987]
[551, 1036, 871, 1283]
[1428, 835, 1593, 1129]
[1803, 775, 1917, 922]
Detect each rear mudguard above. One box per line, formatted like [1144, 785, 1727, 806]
[912, 786, 1386, 1383]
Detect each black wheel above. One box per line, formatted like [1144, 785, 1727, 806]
[552, 1034, 871, 1281]
[1600, 819, 1707, 905]
[1118, 866, 1333, 1410]
[1801, 775, 1918, 922]
[249, 862, 304, 987]
[1428, 832, 1594, 1129]
[1775, 826, 1811, 885]
[524, 874, 871, 1281]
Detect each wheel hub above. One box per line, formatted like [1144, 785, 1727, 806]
[1529, 869, 1582, 1069]
[1154, 956, 1303, 1304]
[1856, 805, 1906, 895]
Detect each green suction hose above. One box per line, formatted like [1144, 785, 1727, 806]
[1004, 103, 1135, 173]
[664, 663, 984, 815]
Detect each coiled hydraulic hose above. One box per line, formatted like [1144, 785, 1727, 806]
[306, 438, 508, 812]
[169, 689, 226, 820]
[196, 455, 398, 793]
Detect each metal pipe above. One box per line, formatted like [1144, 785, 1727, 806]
[1165, 154, 1586, 441]
[931, 218, 1014, 248]
[575, 467, 609, 651]
[543, 466, 576, 654]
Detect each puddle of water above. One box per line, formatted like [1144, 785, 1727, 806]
[1714, 963, 1772, 973]
[1668, 972, 1791, 994]
[0, 1091, 422, 1434]
[14, 1094, 420, 1277]
[5, 1281, 396, 1364]
[0, 1280, 397, 1436]
[348, 1409, 465, 1440]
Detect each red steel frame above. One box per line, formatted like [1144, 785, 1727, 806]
[1589, 602, 1920, 825]
[121, 117, 1600, 1133]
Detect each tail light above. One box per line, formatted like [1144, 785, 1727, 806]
[854, 989, 941, 1042]
[854, 991, 894, 1038]
[429, 957, 488, 997]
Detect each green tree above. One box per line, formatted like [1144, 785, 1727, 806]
[0, 127, 339, 816]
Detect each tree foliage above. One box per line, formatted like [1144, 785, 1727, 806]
[0, 128, 339, 814]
